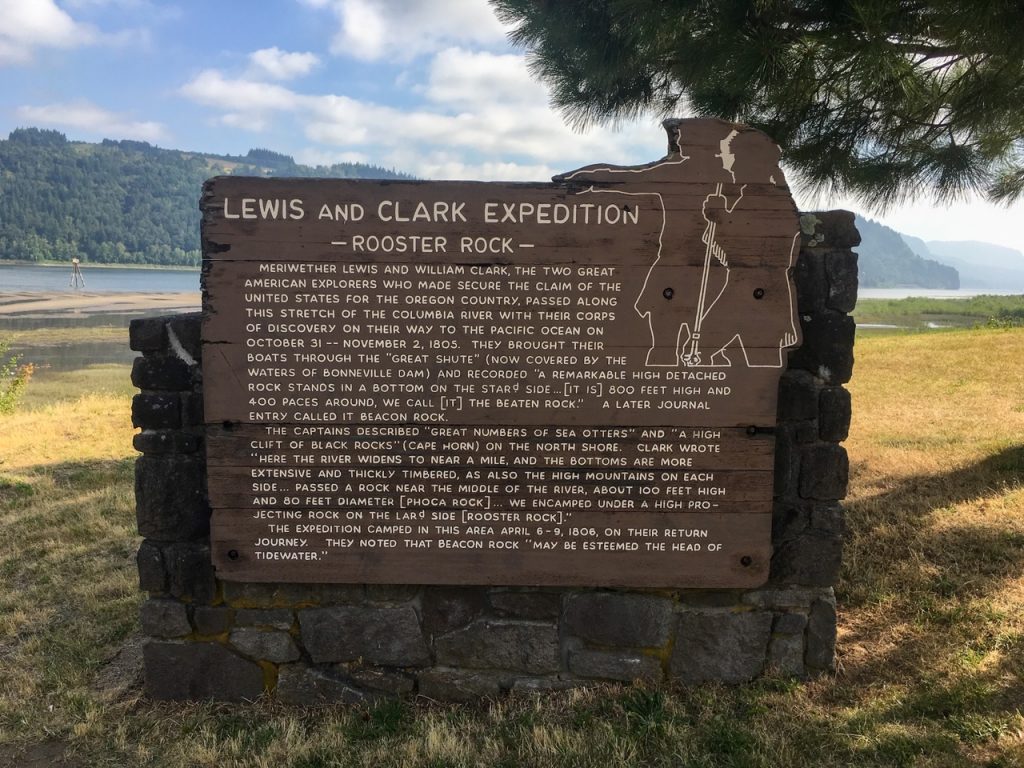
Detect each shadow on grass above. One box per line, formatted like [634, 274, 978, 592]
[0, 457, 140, 710]
[836, 444, 1024, 742]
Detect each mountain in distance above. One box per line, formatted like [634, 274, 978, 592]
[852, 216, 960, 288]
[915, 240, 1024, 291]
[1, 126, 1016, 289]
[0, 128, 412, 267]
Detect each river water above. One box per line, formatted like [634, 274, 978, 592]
[0, 263, 199, 293]
[0, 264, 1019, 375]
[2, 264, 1020, 300]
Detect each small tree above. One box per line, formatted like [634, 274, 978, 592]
[492, 0, 1024, 208]
[0, 340, 33, 415]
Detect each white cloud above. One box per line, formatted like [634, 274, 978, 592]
[219, 113, 269, 133]
[179, 59, 665, 181]
[425, 48, 538, 107]
[248, 47, 320, 80]
[309, 0, 508, 61]
[15, 101, 167, 142]
[0, 0, 97, 64]
[179, 69, 303, 113]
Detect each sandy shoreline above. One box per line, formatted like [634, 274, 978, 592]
[0, 291, 201, 318]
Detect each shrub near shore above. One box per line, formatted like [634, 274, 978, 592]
[0, 326, 1021, 767]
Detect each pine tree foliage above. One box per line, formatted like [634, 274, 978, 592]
[492, 0, 1024, 208]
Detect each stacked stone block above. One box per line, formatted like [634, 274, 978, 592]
[132, 211, 857, 702]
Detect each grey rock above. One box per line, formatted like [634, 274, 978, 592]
[811, 504, 845, 536]
[677, 590, 745, 609]
[131, 394, 180, 430]
[222, 581, 363, 607]
[819, 387, 852, 442]
[140, 599, 191, 638]
[793, 249, 826, 314]
[806, 596, 837, 672]
[789, 311, 856, 385]
[299, 605, 430, 666]
[768, 632, 806, 677]
[777, 370, 820, 422]
[365, 584, 420, 602]
[143, 641, 264, 701]
[417, 669, 502, 702]
[276, 665, 366, 705]
[563, 592, 673, 648]
[131, 353, 193, 391]
[773, 612, 808, 635]
[230, 628, 300, 663]
[192, 605, 232, 636]
[799, 444, 849, 501]
[167, 313, 202, 361]
[773, 424, 801, 500]
[489, 589, 561, 620]
[137, 540, 166, 593]
[132, 429, 199, 455]
[800, 210, 860, 249]
[421, 586, 486, 636]
[772, 502, 809, 546]
[348, 667, 415, 695]
[135, 455, 208, 542]
[743, 587, 828, 610]
[235, 608, 293, 629]
[770, 529, 843, 587]
[671, 610, 773, 684]
[792, 420, 819, 444]
[164, 541, 217, 604]
[568, 649, 662, 683]
[129, 317, 166, 352]
[180, 392, 204, 427]
[435, 620, 558, 674]
[824, 249, 859, 314]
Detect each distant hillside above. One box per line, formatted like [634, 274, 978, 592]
[923, 240, 1024, 290]
[0, 128, 411, 267]
[853, 216, 959, 288]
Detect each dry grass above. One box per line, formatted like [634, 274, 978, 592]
[0, 328, 1022, 767]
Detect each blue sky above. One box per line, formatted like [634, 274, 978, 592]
[3, 0, 1023, 255]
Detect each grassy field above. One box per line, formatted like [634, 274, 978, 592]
[0, 326, 1022, 767]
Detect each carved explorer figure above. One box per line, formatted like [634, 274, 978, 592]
[689, 129, 801, 367]
[557, 118, 799, 368]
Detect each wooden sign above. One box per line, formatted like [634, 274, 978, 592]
[201, 118, 801, 587]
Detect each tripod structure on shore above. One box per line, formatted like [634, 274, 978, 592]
[70, 258, 85, 289]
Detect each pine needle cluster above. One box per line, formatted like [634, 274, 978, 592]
[492, 0, 1024, 209]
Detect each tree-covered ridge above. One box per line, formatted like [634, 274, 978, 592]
[854, 216, 959, 289]
[0, 128, 412, 267]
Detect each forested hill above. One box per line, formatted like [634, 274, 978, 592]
[853, 216, 960, 288]
[0, 128, 412, 267]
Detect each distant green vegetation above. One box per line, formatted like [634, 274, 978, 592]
[0, 128, 412, 267]
[854, 294, 1024, 331]
[0, 338, 33, 414]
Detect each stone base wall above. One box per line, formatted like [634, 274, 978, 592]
[131, 211, 858, 702]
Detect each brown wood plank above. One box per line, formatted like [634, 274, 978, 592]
[205, 424, 776, 471]
[211, 508, 772, 588]
[207, 465, 772, 509]
[201, 118, 801, 587]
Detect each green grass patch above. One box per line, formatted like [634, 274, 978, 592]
[854, 294, 1024, 331]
